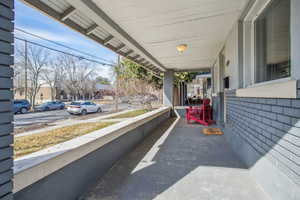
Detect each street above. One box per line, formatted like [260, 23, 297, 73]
[14, 103, 135, 128]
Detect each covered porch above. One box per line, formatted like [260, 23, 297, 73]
[0, 0, 300, 200]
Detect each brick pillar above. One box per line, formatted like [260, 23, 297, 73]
[0, 0, 14, 199]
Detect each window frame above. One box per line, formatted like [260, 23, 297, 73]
[237, 0, 297, 98]
[253, 0, 291, 84]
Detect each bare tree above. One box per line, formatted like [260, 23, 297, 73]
[14, 41, 101, 104]
[57, 55, 77, 100]
[58, 54, 97, 100]
[16, 44, 49, 106]
[12, 58, 25, 95]
[28, 46, 49, 106]
[41, 57, 66, 101]
[77, 60, 96, 100]
[13, 41, 27, 96]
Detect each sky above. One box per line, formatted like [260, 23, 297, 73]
[14, 0, 117, 79]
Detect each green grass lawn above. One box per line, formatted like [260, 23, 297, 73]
[14, 122, 116, 158]
[107, 109, 152, 119]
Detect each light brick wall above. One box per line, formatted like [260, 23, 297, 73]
[0, 0, 14, 200]
[225, 88, 300, 199]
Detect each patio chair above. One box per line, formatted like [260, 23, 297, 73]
[186, 99, 215, 126]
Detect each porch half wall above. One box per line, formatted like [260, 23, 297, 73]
[14, 109, 171, 200]
[224, 88, 300, 200]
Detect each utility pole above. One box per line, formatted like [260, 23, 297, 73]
[24, 40, 28, 100]
[115, 55, 120, 112]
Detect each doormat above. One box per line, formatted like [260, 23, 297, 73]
[202, 128, 223, 135]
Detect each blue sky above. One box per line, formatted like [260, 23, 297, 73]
[15, 0, 117, 79]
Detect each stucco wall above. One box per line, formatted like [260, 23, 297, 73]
[212, 22, 240, 95]
[212, 56, 220, 93]
[224, 23, 239, 90]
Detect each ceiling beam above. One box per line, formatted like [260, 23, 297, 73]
[19, 0, 163, 78]
[138, 58, 145, 63]
[148, 64, 155, 69]
[116, 44, 125, 52]
[86, 23, 98, 35]
[61, 6, 76, 21]
[147, 66, 155, 70]
[174, 68, 211, 73]
[81, 0, 166, 72]
[134, 62, 161, 78]
[103, 35, 114, 45]
[124, 49, 133, 56]
[131, 55, 140, 60]
[146, 64, 152, 67]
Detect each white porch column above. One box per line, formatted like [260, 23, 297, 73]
[163, 70, 174, 107]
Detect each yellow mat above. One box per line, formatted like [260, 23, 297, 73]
[202, 128, 223, 135]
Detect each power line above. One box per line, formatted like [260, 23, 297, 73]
[14, 27, 162, 78]
[15, 27, 116, 65]
[15, 36, 115, 67]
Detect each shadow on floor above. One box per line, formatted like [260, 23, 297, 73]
[82, 118, 270, 200]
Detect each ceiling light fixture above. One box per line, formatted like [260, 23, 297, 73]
[176, 44, 187, 53]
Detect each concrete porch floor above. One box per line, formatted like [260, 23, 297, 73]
[82, 118, 271, 200]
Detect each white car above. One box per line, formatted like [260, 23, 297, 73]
[67, 101, 102, 115]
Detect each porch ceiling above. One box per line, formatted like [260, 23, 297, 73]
[90, 0, 249, 71]
[22, 0, 250, 72]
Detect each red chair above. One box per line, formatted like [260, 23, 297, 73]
[186, 99, 215, 126]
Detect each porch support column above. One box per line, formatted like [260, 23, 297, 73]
[0, 0, 14, 200]
[163, 70, 174, 107]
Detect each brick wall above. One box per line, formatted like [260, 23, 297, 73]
[0, 1, 14, 200]
[225, 89, 300, 199]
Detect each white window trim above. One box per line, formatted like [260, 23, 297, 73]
[243, 0, 272, 88]
[239, 0, 297, 98]
[246, 77, 292, 88]
[249, 0, 283, 86]
[237, 79, 297, 99]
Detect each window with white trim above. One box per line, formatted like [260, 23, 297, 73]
[254, 0, 290, 83]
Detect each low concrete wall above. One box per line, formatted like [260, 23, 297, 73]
[14, 108, 171, 200]
[224, 90, 300, 200]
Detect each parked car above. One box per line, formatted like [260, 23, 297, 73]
[34, 101, 65, 111]
[67, 101, 102, 115]
[14, 99, 31, 114]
